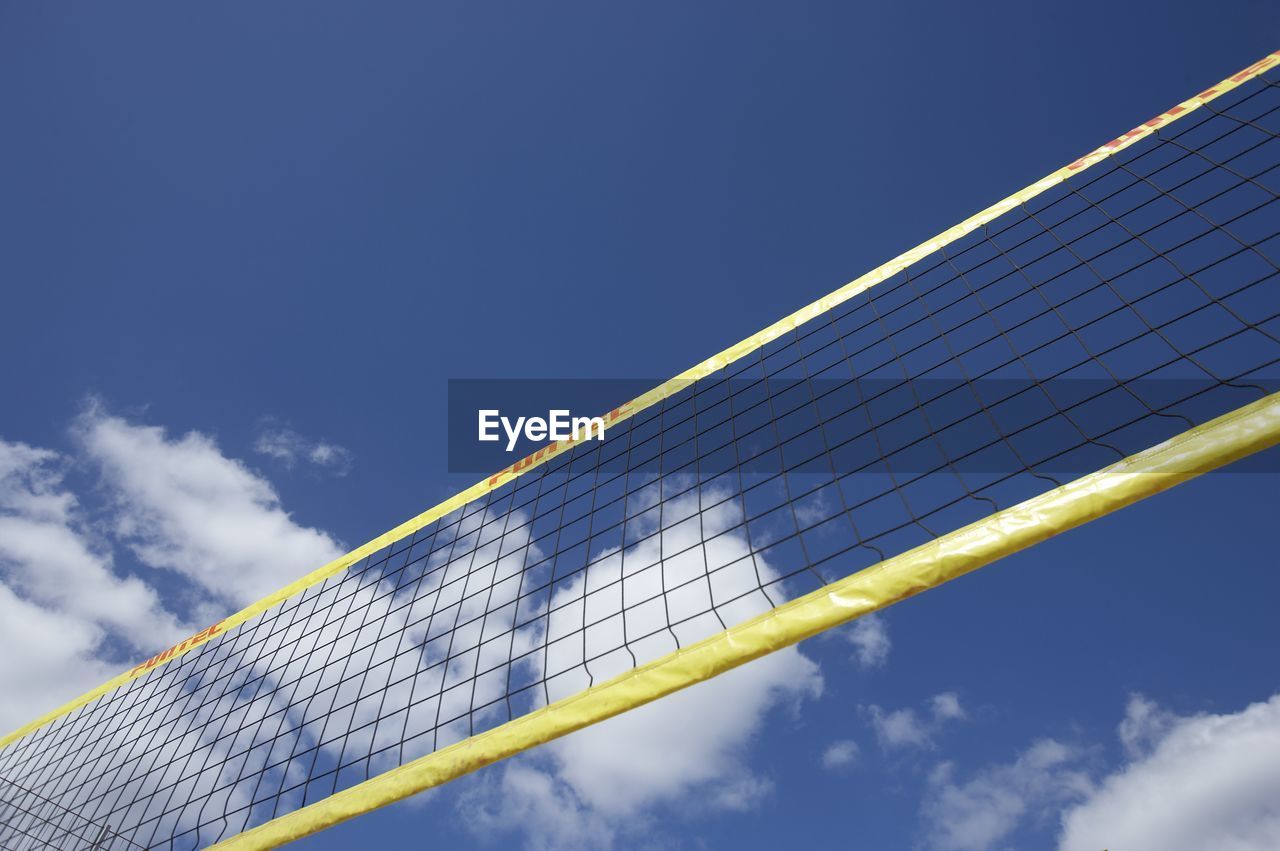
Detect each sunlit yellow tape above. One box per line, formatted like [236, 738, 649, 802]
[212, 390, 1280, 850]
[2, 50, 1276, 753]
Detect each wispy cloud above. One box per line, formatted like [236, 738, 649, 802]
[864, 691, 967, 751]
[931, 692, 966, 723]
[821, 739, 860, 771]
[922, 739, 1093, 851]
[843, 613, 891, 669]
[1115, 692, 1177, 759]
[254, 422, 352, 475]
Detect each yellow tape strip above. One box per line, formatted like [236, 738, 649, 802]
[213, 391, 1280, 850]
[2, 49, 1276, 752]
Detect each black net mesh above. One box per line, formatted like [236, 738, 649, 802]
[1, 65, 1278, 850]
[0, 775, 142, 850]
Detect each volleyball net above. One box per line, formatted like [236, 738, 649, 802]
[2, 51, 1279, 851]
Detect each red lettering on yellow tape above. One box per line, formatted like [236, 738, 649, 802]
[1067, 53, 1279, 172]
[129, 620, 225, 678]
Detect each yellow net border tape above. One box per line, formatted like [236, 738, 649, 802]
[214, 390, 1280, 850]
[1, 49, 1276, 755]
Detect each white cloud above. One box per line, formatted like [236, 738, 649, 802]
[0, 410, 347, 736]
[822, 739, 860, 771]
[1116, 692, 1176, 759]
[0, 416, 589, 841]
[793, 488, 834, 528]
[0, 424, 831, 849]
[922, 739, 1093, 851]
[843, 613, 891, 669]
[914, 693, 1280, 851]
[545, 650, 818, 820]
[931, 692, 966, 723]
[865, 692, 966, 751]
[0, 437, 193, 732]
[869, 706, 931, 749]
[0, 439, 186, 645]
[254, 424, 352, 475]
[78, 408, 345, 608]
[459, 486, 823, 849]
[1060, 694, 1280, 851]
[0, 580, 117, 734]
[464, 762, 613, 851]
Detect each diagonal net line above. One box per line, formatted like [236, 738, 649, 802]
[0, 774, 143, 851]
[0, 57, 1278, 851]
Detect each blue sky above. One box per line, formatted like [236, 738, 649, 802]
[1, 3, 1278, 850]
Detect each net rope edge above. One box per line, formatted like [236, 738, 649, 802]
[2, 48, 1276, 754]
